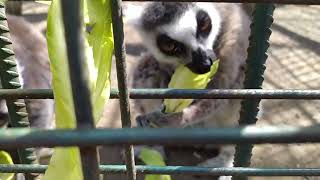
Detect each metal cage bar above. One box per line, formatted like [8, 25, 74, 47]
[60, 1, 100, 180]
[233, 4, 275, 180]
[4, 88, 320, 100]
[0, 2, 36, 180]
[110, 0, 136, 179]
[2, 126, 320, 148]
[3, 164, 320, 177]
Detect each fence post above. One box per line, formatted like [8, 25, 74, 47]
[232, 3, 275, 180]
[111, 0, 137, 179]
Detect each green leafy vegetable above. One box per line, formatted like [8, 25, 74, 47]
[164, 60, 220, 113]
[42, 0, 113, 179]
[139, 148, 171, 180]
[0, 151, 14, 180]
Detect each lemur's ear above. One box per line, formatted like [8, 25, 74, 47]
[123, 4, 146, 28]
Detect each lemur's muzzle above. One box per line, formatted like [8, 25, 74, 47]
[186, 48, 217, 74]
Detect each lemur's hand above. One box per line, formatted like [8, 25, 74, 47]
[134, 108, 173, 162]
[136, 107, 184, 128]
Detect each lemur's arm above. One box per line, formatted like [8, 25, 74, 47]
[136, 98, 229, 128]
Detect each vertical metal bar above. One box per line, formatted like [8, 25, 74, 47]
[0, 2, 36, 180]
[60, 1, 99, 180]
[110, 0, 136, 179]
[232, 4, 275, 180]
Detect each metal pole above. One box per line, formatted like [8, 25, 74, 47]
[110, 0, 136, 179]
[60, 1, 99, 180]
[232, 4, 275, 180]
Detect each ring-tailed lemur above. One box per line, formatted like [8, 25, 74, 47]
[129, 2, 251, 177]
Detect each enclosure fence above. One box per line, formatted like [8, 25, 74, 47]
[0, 0, 319, 180]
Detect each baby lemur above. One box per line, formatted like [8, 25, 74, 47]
[130, 2, 251, 175]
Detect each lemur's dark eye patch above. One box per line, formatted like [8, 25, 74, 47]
[196, 10, 212, 38]
[156, 34, 186, 56]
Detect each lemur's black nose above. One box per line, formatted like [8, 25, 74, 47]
[187, 48, 213, 74]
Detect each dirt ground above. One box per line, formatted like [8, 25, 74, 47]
[17, 2, 320, 180]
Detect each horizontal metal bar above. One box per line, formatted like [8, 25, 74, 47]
[2, 89, 320, 100]
[0, 89, 53, 99]
[1, 126, 320, 149]
[124, 0, 320, 4]
[1, 164, 320, 176]
[121, 89, 320, 100]
[6, 0, 320, 5]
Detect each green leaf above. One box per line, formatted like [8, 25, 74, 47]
[42, 0, 113, 180]
[139, 148, 171, 180]
[164, 60, 220, 113]
[0, 151, 14, 180]
[42, 1, 81, 179]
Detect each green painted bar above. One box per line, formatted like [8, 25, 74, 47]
[2, 88, 320, 100]
[60, 1, 99, 180]
[1, 126, 320, 148]
[233, 4, 275, 180]
[110, 0, 136, 179]
[0, 2, 36, 180]
[1, 164, 320, 177]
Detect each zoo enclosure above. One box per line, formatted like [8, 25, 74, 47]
[0, 0, 320, 180]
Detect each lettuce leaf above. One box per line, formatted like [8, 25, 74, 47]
[164, 60, 219, 113]
[0, 151, 14, 180]
[42, 0, 113, 179]
[139, 148, 171, 180]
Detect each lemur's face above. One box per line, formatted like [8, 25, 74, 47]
[133, 3, 221, 74]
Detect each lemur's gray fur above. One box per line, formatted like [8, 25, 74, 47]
[0, 15, 54, 161]
[140, 3, 190, 31]
[0, 15, 54, 131]
[130, 3, 251, 178]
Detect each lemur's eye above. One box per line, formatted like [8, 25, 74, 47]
[156, 34, 186, 56]
[161, 41, 176, 52]
[196, 10, 212, 37]
[199, 18, 211, 32]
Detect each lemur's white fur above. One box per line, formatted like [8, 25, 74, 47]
[128, 3, 221, 66]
